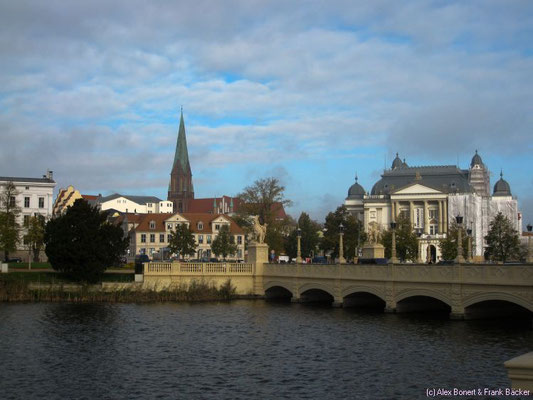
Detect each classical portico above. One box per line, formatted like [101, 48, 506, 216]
[390, 183, 448, 262]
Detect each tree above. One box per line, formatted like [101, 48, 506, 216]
[286, 212, 321, 259]
[211, 225, 238, 260]
[320, 205, 366, 261]
[236, 177, 293, 253]
[24, 215, 46, 262]
[237, 177, 292, 226]
[438, 222, 469, 261]
[168, 223, 197, 260]
[484, 212, 520, 263]
[380, 214, 418, 262]
[44, 199, 128, 283]
[0, 181, 21, 261]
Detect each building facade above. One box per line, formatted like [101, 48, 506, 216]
[122, 212, 245, 261]
[345, 152, 521, 262]
[98, 193, 173, 214]
[0, 171, 56, 260]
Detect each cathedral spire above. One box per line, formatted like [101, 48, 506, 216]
[168, 108, 194, 212]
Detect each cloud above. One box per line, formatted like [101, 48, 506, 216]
[0, 1, 532, 222]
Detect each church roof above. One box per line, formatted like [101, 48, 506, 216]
[371, 165, 472, 195]
[171, 110, 191, 175]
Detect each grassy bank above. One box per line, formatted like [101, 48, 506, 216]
[0, 276, 236, 303]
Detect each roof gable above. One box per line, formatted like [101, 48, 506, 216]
[392, 182, 443, 195]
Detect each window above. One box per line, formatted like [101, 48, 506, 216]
[237, 236, 242, 244]
[149, 221, 156, 229]
[149, 248, 155, 255]
[140, 248, 146, 255]
[141, 234, 146, 243]
[430, 225, 438, 235]
[148, 203, 152, 208]
[429, 209, 438, 219]
[167, 223, 173, 230]
[150, 234, 155, 243]
[167, 234, 172, 242]
[215, 224, 220, 231]
[38, 197, 44, 208]
[198, 235, 203, 244]
[25, 186, 29, 190]
[23, 215, 30, 226]
[9, 196, 15, 207]
[160, 234, 165, 243]
[207, 235, 211, 244]
[237, 249, 242, 258]
[198, 222, 203, 230]
[24, 197, 30, 208]
[148, 211, 152, 214]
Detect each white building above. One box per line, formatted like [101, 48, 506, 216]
[98, 194, 173, 214]
[345, 152, 522, 262]
[0, 170, 56, 259]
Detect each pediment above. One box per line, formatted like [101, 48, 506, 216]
[392, 183, 443, 195]
[165, 213, 189, 223]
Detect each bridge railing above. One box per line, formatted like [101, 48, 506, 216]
[263, 263, 533, 286]
[145, 262, 254, 276]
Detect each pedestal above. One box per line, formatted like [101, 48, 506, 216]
[362, 243, 385, 259]
[248, 242, 269, 296]
[1, 263, 8, 273]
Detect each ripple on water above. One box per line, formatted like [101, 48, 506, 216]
[0, 301, 531, 399]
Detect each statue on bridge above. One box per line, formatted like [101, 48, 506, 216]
[367, 222, 382, 245]
[251, 215, 267, 244]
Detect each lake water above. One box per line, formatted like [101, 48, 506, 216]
[0, 300, 531, 399]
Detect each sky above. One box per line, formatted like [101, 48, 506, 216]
[1, 1, 532, 225]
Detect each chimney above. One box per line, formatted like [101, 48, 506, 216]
[47, 170, 53, 180]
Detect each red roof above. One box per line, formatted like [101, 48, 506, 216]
[82, 194, 99, 200]
[131, 212, 244, 235]
[188, 196, 287, 219]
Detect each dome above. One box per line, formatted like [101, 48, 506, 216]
[347, 176, 365, 198]
[391, 153, 403, 170]
[470, 150, 484, 168]
[493, 171, 511, 196]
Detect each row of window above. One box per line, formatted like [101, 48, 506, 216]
[11, 196, 46, 208]
[138, 248, 244, 259]
[139, 233, 243, 244]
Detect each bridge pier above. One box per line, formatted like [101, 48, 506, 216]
[291, 296, 301, 303]
[332, 301, 343, 308]
[384, 306, 396, 313]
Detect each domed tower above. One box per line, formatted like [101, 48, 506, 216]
[345, 175, 365, 221]
[391, 153, 403, 170]
[493, 171, 512, 197]
[468, 150, 490, 196]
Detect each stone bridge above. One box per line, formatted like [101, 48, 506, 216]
[261, 263, 533, 319]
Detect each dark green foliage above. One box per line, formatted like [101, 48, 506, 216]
[439, 222, 469, 260]
[484, 212, 521, 263]
[211, 225, 237, 260]
[0, 181, 21, 261]
[168, 223, 197, 260]
[320, 205, 366, 260]
[286, 212, 321, 258]
[44, 199, 128, 283]
[381, 214, 418, 262]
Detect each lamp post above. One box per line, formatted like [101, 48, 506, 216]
[527, 224, 533, 263]
[338, 223, 346, 264]
[390, 222, 399, 264]
[296, 226, 302, 264]
[466, 228, 473, 263]
[455, 215, 465, 263]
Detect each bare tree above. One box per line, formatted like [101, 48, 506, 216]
[0, 181, 21, 261]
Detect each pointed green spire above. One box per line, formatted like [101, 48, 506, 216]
[172, 108, 191, 173]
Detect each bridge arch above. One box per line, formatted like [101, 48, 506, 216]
[342, 286, 386, 302]
[264, 282, 294, 300]
[463, 292, 533, 312]
[395, 289, 453, 308]
[298, 283, 335, 298]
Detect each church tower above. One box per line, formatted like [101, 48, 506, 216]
[468, 150, 490, 197]
[168, 109, 194, 212]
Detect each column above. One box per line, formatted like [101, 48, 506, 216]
[409, 201, 414, 226]
[423, 200, 429, 234]
[390, 202, 395, 223]
[442, 199, 448, 233]
[438, 200, 443, 234]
